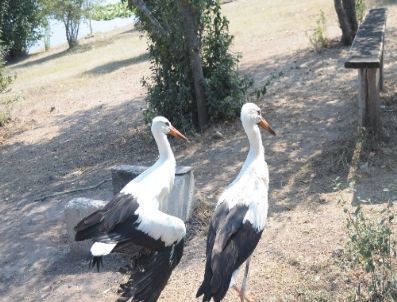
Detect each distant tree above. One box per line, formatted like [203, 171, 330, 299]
[334, 0, 360, 45]
[41, 0, 85, 48]
[0, 0, 45, 59]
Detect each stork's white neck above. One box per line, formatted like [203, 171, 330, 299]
[243, 122, 264, 164]
[153, 131, 175, 162]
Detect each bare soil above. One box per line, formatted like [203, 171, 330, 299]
[1, 1, 397, 301]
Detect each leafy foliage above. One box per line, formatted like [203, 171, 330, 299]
[0, 40, 13, 94]
[343, 203, 397, 301]
[201, 3, 251, 123]
[309, 10, 329, 52]
[0, 0, 45, 59]
[0, 40, 13, 127]
[91, 2, 134, 21]
[132, 0, 251, 131]
[356, 0, 366, 23]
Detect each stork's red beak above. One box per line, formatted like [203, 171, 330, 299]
[258, 117, 276, 136]
[169, 127, 188, 141]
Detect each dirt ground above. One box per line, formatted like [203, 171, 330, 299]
[1, 1, 397, 301]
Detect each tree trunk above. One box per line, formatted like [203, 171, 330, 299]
[343, 0, 358, 37]
[89, 18, 93, 37]
[334, 0, 353, 45]
[64, 13, 79, 48]
[180, 0, 208, 132]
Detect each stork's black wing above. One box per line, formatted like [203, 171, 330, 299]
[197, 202, 263, 302]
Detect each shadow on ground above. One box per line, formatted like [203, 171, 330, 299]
[84, 52, 149, 75]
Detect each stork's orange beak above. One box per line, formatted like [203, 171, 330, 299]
[258, 117, 276, 136]
[169, 127, 188, 141]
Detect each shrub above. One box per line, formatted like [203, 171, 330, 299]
[343, 203, 397, 301]
[0, 37, 14, 127]
[0, 41, 13, 94]
[309, 10, 329, 52]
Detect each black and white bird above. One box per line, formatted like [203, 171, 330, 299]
[196, 103, 276, 302]
[74, 116, 188, 302]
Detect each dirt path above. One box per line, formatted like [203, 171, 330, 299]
[1, 1, 397, 301]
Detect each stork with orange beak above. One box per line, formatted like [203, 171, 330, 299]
[197, 103, 276, 302]
[75, 116, 188, 302]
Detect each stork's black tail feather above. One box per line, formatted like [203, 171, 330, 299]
[196, 257, 213, 302]
[89, 256, 104, 272]
[117, 239, 184, 302]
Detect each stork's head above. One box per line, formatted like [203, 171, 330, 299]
[241, 103, 276, 136]
[151, 116, 188, 140]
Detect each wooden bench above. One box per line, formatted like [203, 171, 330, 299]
[345, 8, 387, 132]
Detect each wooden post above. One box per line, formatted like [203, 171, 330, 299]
[357, 68, 366, 126]
[365, 68, 380, 132]
[379, 53, 384, 91]
[344, 8, 387, 135]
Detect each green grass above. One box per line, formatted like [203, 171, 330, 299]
[8, 27, 147, 84]
[222, 0, 336, 50]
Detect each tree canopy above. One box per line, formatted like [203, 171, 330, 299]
[128, 0, 251, 132]
[0, 0, 45, 59]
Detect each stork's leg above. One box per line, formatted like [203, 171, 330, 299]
[232, 285, 252, 302]
[240, 256, 252, 302]
[230, 261, 253, 302]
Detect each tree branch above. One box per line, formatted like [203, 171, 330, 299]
[34, 178, 111, 202]
[128, 0, 169, 37]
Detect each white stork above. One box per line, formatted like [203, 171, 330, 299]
[74, 116, 188, 302]
[196, 103, 276, 302]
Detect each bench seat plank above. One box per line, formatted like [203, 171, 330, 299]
[345, 8, 387, 69]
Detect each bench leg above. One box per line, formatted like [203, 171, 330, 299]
[358, 69, 366, 127]
[379, 52, 384, 91]
[358, 68, 380, 133]
[367, 68, 380, 132]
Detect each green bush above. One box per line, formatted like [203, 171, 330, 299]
[0, 42, 13, 93]
[343, 203, 397, 301]
[0, 37, 14, 127]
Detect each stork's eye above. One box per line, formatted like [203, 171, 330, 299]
[165, 122, 170, 127]
[257, 110, 261, 115]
